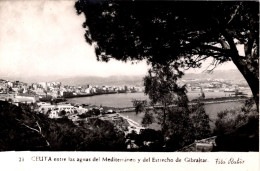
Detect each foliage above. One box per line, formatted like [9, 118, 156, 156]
[78, 113, 88, 118]
[126, 129, 164, 151]
[144, 65, 186, 106]
[191, 101, 211, 140]
[0, 102, 47, 151]
[143, 64, 188, 132]
[213, 98, 259, 151]
[214, 98, 258, 135]
[74, 0, 259, 151]
[132, 64, 211, 151]
[164, 107, 195, 151]
[141, 64, 201, 150]
[58, 110, 66, 117]
[241, 97, 255, 114]
[75, 0, 259, 108]
[141, 110, 155, 127]
[77, 118, 126, 151]
[87, 108, 101, 116]
[0, 101, 126, 151]
[131, 99, 147, 114]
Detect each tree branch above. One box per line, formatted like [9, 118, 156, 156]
[185, 42, 229, 54]
[227, 2, 243, 24]
[35, 121, 50, 147]
[244, 28, 255, 59]
[221, 29, 240, 57]
[203, 59, 219, 73]
[183, 42, 232, 60]
[21, 122, 40, 133]
[194, 56, 209, 63]
[16, 119, 51, 148]
[36, 121, 42, 133]
[218, 37, 230, 50]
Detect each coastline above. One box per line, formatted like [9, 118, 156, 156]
[60, 94, 248, 132]
[116, 96, 248, 113]
[65, 91, 249, 110]
[64, 91, 118, 98]
[64, 91, 142, 99]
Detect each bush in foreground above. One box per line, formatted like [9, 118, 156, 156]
[213, 98, 259, 151]
[0, 101, 126, 151]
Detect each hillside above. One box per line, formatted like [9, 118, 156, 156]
[57, 69, 245, 86]
[56, 75, 144, 86]
[2, 69, 245, 86]
[53, 69, 245, 86]
[183, 69, 244, 81]
[0, 101, 126, 151]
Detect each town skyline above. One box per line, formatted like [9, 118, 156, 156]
[1, 69, 246, 86]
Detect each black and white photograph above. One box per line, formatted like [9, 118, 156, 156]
[0, 0, 259, 170]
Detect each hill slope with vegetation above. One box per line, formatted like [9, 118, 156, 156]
[0, 101, 126, 151]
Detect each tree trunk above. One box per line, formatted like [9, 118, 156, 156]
[231, 56, 259, 111]
[243, 71, 259, 111]
[221, 29, 259, 111]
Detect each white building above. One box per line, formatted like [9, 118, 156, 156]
[7, 82, 13, 87]
[38, 82, 47, 89]
[14, 95, 37, 103]
[38, 104, 75, 115]
[85, 88, 91, 94]
[48, 110, 60, 119]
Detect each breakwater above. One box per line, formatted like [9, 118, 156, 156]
[64, 91, 118, 98]
[66, 91, 250, 108]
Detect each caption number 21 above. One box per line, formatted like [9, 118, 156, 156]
[19, 157, 24, 162]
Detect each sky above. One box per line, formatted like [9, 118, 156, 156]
[0, 0, 237, 79]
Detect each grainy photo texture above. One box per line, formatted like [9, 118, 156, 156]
[0, 0, 259, 152]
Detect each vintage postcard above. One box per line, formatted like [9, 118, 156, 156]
[0, 0, 259, 170]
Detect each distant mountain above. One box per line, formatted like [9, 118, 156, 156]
[183, 69, 244, 81]
[57, 70, 245, 86]
[1, 69, 245, 86]
[56, 75, 144, 86]
[0, 74, 144, 86]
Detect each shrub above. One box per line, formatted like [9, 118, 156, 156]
[213, 98, 259, 151]
[0, 101, 126, 151]
[191, 101, 211, 140]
